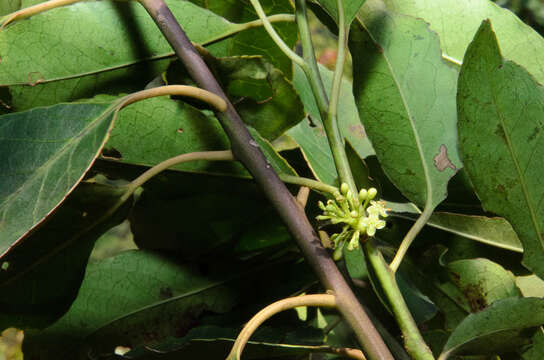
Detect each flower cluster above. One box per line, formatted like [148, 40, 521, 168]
[317, 183, 388, 253]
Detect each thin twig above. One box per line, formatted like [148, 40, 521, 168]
[364, 241, 434, 360]
[1, 0, 80, 29]
[296, 186, 311, 208]
[136, 1, 393, 359]
[324, 0, 356, 194]
[226, 294, 337, 360]
[118, 85, 227, 112]
[248, 0, 305, 67]
[389, 205, 434, 272]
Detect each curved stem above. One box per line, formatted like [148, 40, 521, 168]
[236, 13, 295, 31]
[226, 294, 338, 360]
[120, 149, 338, 197]
[324, 0, 356, 194]
[248, 0, 305, 68]
[0, 150, 234, 287]
[1, 0, 80, 29]
[389, 205, 434, 272]
[364, 241, 435, 360]
[117, 84, 227, 112]
[117, 150, 234, 208]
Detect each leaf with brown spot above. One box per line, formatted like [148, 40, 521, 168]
[457, 21, 544, 278]
[351, 6, 461, 208]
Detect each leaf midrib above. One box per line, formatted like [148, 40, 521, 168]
[0, 103, 116, 256]
[486, 59, 544, 252]
[356, 15, 434, 209]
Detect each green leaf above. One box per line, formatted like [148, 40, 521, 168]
[0, 0, 20, 16]
[516, 275, 544, 298]
[189, 0, 297, 79]
[0, 0, 296, 110]
[0, 101, 119, 256]
[288, 64, 374, 185]
[446, 259, 521, 313]
[375, 0, 544, 83]
[104, 94, 296, 177]
[23, 251, 315, 359]
[22, 250, 240, 359]
[314, 0, 366, 24]
[457, 20, 544, 279]
[167, 56, 305, 140]
[124, 325, 326, 359]
[522, 328, 544, 360]
[130, 171, 292, 259]
[439, 297, 544, 358]
[0, 179, 129, 330]
[391, 205, 523, 252]
[351, 8, 460, 208]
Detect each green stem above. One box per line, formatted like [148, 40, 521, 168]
[389, 205, 434, 272]
[123, 149, 339, 196]
[294, 0, 329, 120]
[226, 294, 338, 360]
[248, 0, 305, 68]
[279, 174, 338, 195]
[324, 0, 356, 194]
[0, 150, 235, 287]
[364, 241, 435, 360]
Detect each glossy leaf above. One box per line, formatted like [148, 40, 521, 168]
[376, 0, 544, 82]
[314, 0, 366, 24]
[351, 8, 460, 208]
[391, 204, 523, 252]
[0, 180, 130, 330]
[440, 297, 544, 358]
[0, 0, 296, 110]
[288, 64, 374, 185]
[457, 21, 544, 279]
[446, 259, 521, 313]
[0, 102, 118, 256]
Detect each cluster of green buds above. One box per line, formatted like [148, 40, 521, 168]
[317, 183, 388, 255]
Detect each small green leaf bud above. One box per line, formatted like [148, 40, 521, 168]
[333, 244, 344, 261]
[368, 187, 378, 200]
[318, 201, 326, 210]
[359, 189, 367, 202]
[340, 183, 349, 196]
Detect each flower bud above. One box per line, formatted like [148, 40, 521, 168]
[358, 189, 367, 202]
[340, 183, 349, 196]
[368, 187, 378, 200]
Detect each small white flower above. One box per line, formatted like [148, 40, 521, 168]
[366, 200, 388, 218]
[359, 215, 386, 237]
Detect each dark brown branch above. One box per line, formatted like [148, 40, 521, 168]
[136, 1, 393, 359]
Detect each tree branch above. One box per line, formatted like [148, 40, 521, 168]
[136, 1, 393, 359]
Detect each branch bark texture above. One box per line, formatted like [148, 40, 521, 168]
[137, 1, 393, 359]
